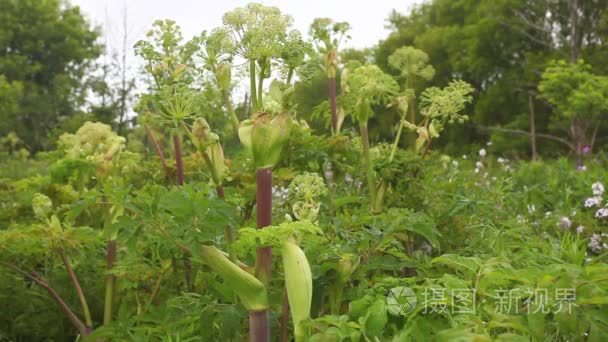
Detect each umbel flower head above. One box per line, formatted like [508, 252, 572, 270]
[238, 112, 293, 169]
[59, 122, 126, 178]
[155, 84, 198, 126]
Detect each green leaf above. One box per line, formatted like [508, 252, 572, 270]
[432, 254, 482, 277]
[362, 298, 387, 338]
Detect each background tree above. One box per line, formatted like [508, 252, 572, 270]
[0, 0, 101, 151]
[376, 0, 608, 157]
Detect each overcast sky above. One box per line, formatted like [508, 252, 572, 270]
[71, 0, 421, 108]
[72, 0, 420, 53]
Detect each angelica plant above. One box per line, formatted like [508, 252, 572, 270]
[134, 19, 199, 88]
[287, 172, 327, 223]
[310, 18, 351, 134]
[343, 64, 398, 211]
[280, 30, 314, 85]
[414, 80, 474, 154]
[387, 46, 435, 151]
[155, 84, 199, 186]
[192, 28, 239, 132]
[59, 122, 127, 326]
[223, 3, 292, 112]
[135, 20, 201, 184]
[238, 111, 292, 341]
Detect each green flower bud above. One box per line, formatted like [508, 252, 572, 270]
[32, 193, 53, 220]
[415, 127, 429, 152]
[238, 112, 293, 169]
[336, 254, 359, 284]
[208, 143, 226, 181]
[282, 239, 313, 341]
[191, 118, 219, 149]
[395, 95, 408, 114]
[429, 120, 441, 138]
[200, 245, 268, 311]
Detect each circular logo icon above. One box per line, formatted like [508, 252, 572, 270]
[387, 286, 417, 316]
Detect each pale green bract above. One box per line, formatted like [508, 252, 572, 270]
[59, 121, 126, 167]
[282, 239, 313, 341]
[32, 193, 53, 220]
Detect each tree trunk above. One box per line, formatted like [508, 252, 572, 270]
[328, 77, 337, 134]
[528, 94, 538, 161]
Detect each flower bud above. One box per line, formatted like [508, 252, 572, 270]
[337, 254, 359, 284]
[200, 245, 268, 311]
[282, 239, 312, 341]
[208, 143, 226, 181]
[415, 127, 429, 152]
[238, 112, 293, 169]
[395, 95, 408, 114]
[429, 120, 441, 138]
[191, 118, 219, 149]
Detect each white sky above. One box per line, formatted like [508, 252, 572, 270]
[72, 0, 420, 53]
[71, 0, 420, 111]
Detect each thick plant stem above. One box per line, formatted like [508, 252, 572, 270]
[359, 122, 376, 210]
[103, 239, 116, 325]
[327, 48, 338, 134]
[215, 185, 236, 261]
[173, 133, 184, 186]
[144, 125, 172, 184]
[279, 287, 290, 342]
[390, 121, 404, 162]
[328, 77, 337, 134]
[216, 185, 225, 199]
[286, 68, 294, 85]
[406, 77, 417, 148]
[222, 89, 240, 134]
[249, 310, 270, 342]
[173, 132, 193, 289]
[3, 263, 90, 336]
[58, 248, 92, 329]
[374, 121, 405, 213]
[256, 168, 273, 287]
[249, 60, 258, 112]
[257, 64, 265, 108]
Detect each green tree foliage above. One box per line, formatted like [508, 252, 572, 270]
[0, 0, 101, 151]
[376, 0, 608, 157]
[539, 60, 608, 119]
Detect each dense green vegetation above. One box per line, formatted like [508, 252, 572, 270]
[0, 0, 607, 341]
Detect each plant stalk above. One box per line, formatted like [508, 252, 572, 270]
[3, 263, 90, 336]
[173, 133, 184, 186]
[249, 310, 270, 342]
[257, 63, 265, 109]
[249, 60, 258, 112]
[103, 239, 116, 325]
[222, 89, 240, 134]
[328, 77, 337, 134]
[255, 167, 273, 287]
[359, 122, 377, 210]
[144, 125, 172, 184]
[279, 286, 290, 342]
[58, 248, 92, 328]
